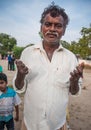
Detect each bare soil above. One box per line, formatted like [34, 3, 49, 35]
[0, 59, 91, 130]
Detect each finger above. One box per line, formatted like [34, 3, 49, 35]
[23, 66, 29, 74]
[77, 62, 84, 72]
[15, 59, 18, 64]
[15, 60, 22, 67]
[70, 69, 80, 81]
[70, 70, 79, 77]
[16, 61, 26, 69]
[76, 65, 83, 77]
[15, 60, 29, 74]
[79, 62, 85, 69]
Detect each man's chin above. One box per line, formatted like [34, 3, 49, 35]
[47, 40, 59, 45]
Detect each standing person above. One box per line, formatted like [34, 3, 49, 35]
[0, 65, 3, 73]
[13, 4, 84, 130]
[11, 55, 15, 71]
[7, 54, 12, 70]
[0, 73, 21, 130]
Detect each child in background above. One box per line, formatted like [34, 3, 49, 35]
[0, 73, 21, 130]
[0, 65, 3, 72]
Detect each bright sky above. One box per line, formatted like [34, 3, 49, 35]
[0, 0, 91, 46]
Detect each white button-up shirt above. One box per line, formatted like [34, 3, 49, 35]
[13, 43, 81, 130]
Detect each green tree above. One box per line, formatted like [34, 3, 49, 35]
[0, 33, 17, 52]
[61, 40, 70, 49]
[66, 24, 91, 59]
[78, 24, 91, 58]
[69, 41, 77, 54]
[13, 46, 24, 59]
[13, 43, 34, 59]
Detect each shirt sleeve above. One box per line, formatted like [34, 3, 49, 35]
[13, 92, 21, 106]
[13, 75, 27, 94]
[13, 48, 28, 94]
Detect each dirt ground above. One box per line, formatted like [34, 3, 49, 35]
[0, 59, 91, 130]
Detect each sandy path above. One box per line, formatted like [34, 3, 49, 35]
[0, 59, 91, 130]
[69, 69, 91, 130]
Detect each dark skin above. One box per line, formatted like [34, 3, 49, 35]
[41, 14, 65, 61]
[0, 80, 7, 93]
[15, 13, 84, 96]
[14, 105, 19, 121]
[15, 13, 84, 130]
[0, 80, 19, 121]
[69, 62, 84, 94]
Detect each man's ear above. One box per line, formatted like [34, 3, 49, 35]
[39, 26, 43, 39]
[62, 28, 66, 36]
[39, 31, 43, 39]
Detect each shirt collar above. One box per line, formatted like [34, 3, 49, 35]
[33, 42, 64, 52]
[0, 87, 8, 95]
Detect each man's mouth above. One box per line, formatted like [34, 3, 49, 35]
[46, 33, 58, 38]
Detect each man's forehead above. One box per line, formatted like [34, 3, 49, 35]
[44, 13, 64, 22]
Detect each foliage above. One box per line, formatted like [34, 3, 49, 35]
[61, 24, 91, 59]
[61, 40, 71, 49]
[13, 46, 24, 59]
[0, 24, 91, 60]
[77, 24, 91, 58]
[0, 33, 17, 55]
[0, 50, 7, 57]
[13, 44, 34, 59]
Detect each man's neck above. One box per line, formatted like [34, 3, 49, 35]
[43, 41, 59, 61]
[43, 41, 59, 52]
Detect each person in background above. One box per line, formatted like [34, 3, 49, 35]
[0, 65, 3, 73]
[13, 3, 84, 130]
[0, 73, 21, 130]
[7, 54, 12, 70]
[11, 55, 15, 71]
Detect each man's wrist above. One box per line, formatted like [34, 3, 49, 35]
[69, 83, 79, 95]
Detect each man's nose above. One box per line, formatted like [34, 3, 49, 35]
[50, 24, 55, 30]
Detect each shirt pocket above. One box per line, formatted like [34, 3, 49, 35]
[53, 67, 70, 88]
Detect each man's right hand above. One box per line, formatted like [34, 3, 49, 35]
[15, 60, 29, 89]
[15, 60, 28, 76]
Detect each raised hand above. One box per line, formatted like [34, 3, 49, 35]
[15, 60, 29, 89]
[69, 62, 84, 94]
[15, 60, 28, 76]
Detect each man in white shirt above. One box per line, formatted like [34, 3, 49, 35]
[13, 3, 84, 130]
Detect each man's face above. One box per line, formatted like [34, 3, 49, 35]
[41, 13, 65, 44]
[0, 80, 7, 92]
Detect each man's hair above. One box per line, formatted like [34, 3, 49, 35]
[40, 4, 69, 27]
[0, 73, 7, 82]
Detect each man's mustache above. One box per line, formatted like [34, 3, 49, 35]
[45, 31, 58, 37]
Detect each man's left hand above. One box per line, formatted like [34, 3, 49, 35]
[69, 62, 84, 94]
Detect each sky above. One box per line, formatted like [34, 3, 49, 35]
[0, 0, 91, 47]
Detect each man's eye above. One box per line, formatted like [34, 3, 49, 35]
[55, 24, 63, 28]
[43, 22, 63, 29]
[44, 22, 51, 27]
